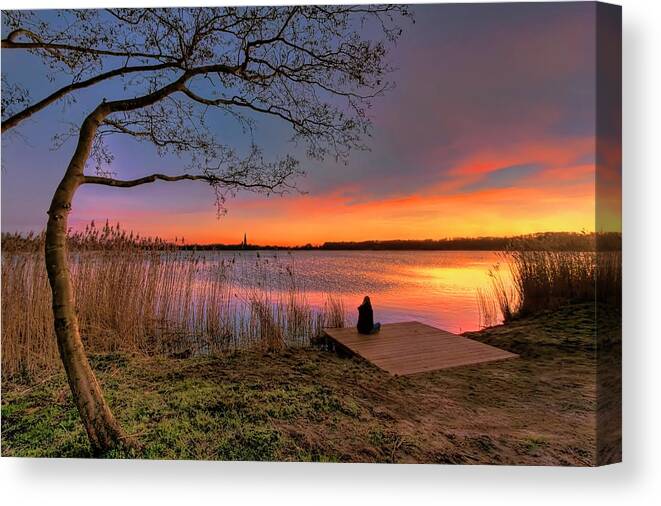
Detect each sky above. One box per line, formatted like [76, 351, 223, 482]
[1, 3, 621, 246]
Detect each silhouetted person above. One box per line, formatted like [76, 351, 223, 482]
[357, 296, 381, 335]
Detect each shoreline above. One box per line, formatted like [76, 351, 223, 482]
[1, 302, 619, 464]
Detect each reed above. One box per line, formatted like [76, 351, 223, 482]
[1, 222, 346, 381]
[322, 294, 347, 329]
[477, 233, 621, 326]
[476, 264, 517, 328]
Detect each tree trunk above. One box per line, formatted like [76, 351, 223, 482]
[44, 107, 130, 455]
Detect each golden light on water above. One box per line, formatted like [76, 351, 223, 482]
[415, 265, 504, 291]
[216, 251, 514, 333]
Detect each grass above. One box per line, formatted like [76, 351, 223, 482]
[1, 302, 620, 465]
[1, 223, 345, 381]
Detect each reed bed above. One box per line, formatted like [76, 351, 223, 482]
[1, 223, 346, 381]
[477, 233, 622, 326]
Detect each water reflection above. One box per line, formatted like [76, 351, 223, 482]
[197, 250, 512, 333]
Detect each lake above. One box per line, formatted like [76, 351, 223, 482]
[198, 250, 512, 333]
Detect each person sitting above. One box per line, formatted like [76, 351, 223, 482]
[357, 296, 381, 335]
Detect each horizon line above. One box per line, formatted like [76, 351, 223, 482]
[176, 230, 616, 249]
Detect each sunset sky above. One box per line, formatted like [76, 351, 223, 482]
[1, 3, 620, 246]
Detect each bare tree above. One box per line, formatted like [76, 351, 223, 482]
[1, 6, 410, 454]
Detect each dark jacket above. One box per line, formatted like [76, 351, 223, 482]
[357, 300, 374, 334]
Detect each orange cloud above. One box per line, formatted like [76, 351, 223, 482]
[81, 181, 593, 246]
[70, 138, 601, 246]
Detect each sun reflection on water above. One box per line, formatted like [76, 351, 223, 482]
[194, 250, 513, 333]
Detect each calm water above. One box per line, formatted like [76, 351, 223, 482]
[198, 250, 511, 333]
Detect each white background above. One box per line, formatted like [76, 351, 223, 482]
[1, 0, 659, 504]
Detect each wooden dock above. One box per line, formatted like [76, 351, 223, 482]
[323, 321, 517, 376]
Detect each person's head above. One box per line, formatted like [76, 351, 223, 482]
[363, 296, 371, 305]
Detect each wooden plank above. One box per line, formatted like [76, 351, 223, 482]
[377, 351, 514, 370]
[388, 356, 515, 376]
[375, 346, 514, 363]
[323, 321, 517, 376]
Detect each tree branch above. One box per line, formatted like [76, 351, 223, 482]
[82, 173, 217, 187]
[179, 86, 304, 130]
[82, 173, 291, 191]
[1, 28, 175, 61]
[242, 7, 299, 69]
[2, 62, 178, 133]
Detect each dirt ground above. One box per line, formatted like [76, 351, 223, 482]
[1, 302, 621, 465]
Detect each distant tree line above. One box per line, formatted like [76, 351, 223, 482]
[3, 230, 621, 252]
[178, 232, 622, 252]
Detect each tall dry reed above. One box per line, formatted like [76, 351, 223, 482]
[477, 233, 621, 326]
[1, 223, 346, 381]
